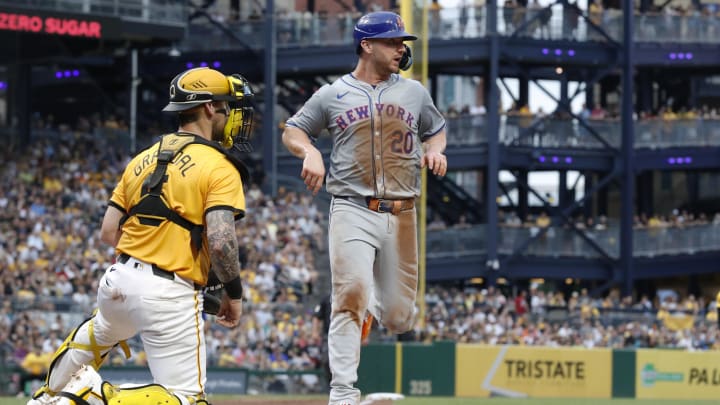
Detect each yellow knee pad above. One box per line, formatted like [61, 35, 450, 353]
[55, 315, 130, 368]
[40, 314, 130, 395]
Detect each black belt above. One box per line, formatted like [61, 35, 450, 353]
[336, 196, 415, 215]
[117, 253, 201, 290]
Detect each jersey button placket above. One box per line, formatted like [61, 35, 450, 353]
[372, 101, 383, 193]
[375, 151, 382, 190]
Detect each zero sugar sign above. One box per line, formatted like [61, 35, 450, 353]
[0, 9, 117, 39]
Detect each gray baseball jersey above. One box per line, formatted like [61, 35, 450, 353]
[286, 73, 445, 199]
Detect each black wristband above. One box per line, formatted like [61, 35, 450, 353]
[224, 276, 244, 300]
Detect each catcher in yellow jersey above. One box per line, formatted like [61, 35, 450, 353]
[29, 67, 254, 405]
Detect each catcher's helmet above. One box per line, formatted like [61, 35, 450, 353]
[353, 11, 417, 54]
[163, 67, 234, 112]
[163, 67, 255, 151]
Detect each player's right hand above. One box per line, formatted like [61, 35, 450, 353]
[301, 148, 326, 195]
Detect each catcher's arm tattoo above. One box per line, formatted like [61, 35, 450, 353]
[205, 209, 241, 283]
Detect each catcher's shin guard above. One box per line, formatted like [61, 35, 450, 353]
[101, 382, 183, 405]
[34, 314, 130, 398]
[28, 365, 104, 405]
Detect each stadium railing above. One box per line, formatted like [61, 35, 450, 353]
[3, 119, 719, 158]
[500, 117, 720, 149]
[426, 222, 720, 259]
[273, 117, 720, 155]
[0, 0, 186, 25]
[183, 6, 720, 50]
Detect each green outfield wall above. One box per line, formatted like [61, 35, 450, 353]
[357, 343, 397, 393]
[358, 342, 720, 400]
[612, 349, 635, 398]
[357, 340, 455, 396]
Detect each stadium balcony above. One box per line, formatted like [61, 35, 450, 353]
[275, 116, 720, 174]
[288, 114, 720, 152]
[0, 0, 187, 26]
[427, 222, 720, 260]
[181, 7, 720, 50]
[133, 5, 720, 80]
[7, 114, 717, 169]
[423, 220, 720, 281]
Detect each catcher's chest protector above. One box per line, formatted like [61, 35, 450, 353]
[121, 132, 249, 253]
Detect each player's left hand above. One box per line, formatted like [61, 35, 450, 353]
[215, 295, 243, 328]
[422, 151, 447, 176]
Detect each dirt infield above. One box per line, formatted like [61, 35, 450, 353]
[212, 399, 393, 405]
[213, 400, 326, 405]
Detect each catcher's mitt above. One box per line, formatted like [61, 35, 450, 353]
[202, 271, 223, 315]
[203, 291, 222, 315]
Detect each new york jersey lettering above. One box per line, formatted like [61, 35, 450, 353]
[334, 103, 415, 130]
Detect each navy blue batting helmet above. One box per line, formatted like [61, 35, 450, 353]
[353, 11, 417, 54]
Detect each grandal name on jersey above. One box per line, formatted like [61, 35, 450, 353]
[132, 148, 197, 177]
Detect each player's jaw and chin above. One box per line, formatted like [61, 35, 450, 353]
[210, 104, 229, 143]
[368, 39, 405, 76]
[390, 57, 401, 74]
[387, 49, 403, 75]
[375, 53, 402, 76]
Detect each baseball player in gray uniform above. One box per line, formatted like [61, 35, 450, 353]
[282, 11, 447, 405]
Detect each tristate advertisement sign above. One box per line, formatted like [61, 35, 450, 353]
[456, 345, 612, 398]
[636, 349, 720, 400]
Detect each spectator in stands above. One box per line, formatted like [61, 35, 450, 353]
[429, 0, 442, 36]
[503, 0, 517, 31]
[459, 0, 470, 37]
[427, 215, 447, 230]
[588, 0, 604, 39]
[19, 345, 49, 395]
[454, 214, 472, 229]
[514, 290, 529, 318]
[0, 329, 15, 366]
[312, 294, 332, 387]
[40, 332, 62, 355]
[472, 0, 486, 37]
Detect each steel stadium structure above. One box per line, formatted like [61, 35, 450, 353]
[2, 0, 720, 298]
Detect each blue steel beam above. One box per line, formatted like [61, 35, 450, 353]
[262, 0, 278, 196]
[635, 148, 720, 171]
[501, 148, 615, 171]
[485, 0, 501, 277]
[619, 0, 636, 296]
[445, 146, 488, 170]
[426, 256, 613, 281]
[278, 143, 720, 177]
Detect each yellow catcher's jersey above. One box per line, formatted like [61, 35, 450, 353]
[109, 136, 245, 285]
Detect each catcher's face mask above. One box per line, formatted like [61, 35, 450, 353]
[221, 73, 255, 151]
[163, 67, 254, 151]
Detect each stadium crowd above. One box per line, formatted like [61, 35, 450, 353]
[399, 285, 719, 350]
[3, 0, 720, 399]
[0, 131, 324, 394]
[0, 127, 719, 396]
